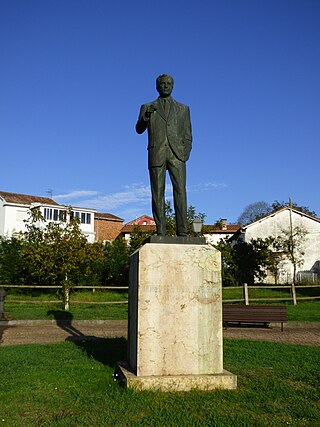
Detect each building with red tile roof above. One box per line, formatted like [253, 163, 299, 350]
[203, 219, 240, 245]
[94, 212, 124, 241]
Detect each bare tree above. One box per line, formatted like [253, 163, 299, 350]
[237, 201, 272, 225]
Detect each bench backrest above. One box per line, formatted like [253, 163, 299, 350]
[223, 305, 288, 322]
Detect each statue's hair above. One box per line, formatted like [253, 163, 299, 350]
[156, 74, 174, 87]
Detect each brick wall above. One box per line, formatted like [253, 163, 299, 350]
[94, 218, 123, 241]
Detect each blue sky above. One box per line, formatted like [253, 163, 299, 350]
[1, 0, 319, 224]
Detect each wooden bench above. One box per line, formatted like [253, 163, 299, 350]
[223, 305, 288, 331]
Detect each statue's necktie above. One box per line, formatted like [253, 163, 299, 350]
[163, 98, 169, 116]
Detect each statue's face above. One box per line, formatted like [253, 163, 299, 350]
[157, 76, 173, 97]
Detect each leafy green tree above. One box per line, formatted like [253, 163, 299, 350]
[0, 236, 25, 285]
[215, 237, 272, 286]
[70, 241, 106, 286]
[273, 225, 307, 284]
[232, 238, 270, 285]
[214, 238, 238, 286]
[20, 208, 90, 287]
[253, 236, 285, 285]
[102, 238, 129, 285]
[165, 200, 206, 236]
[16, 208, 101, 308]
[128, 226, 155, 254]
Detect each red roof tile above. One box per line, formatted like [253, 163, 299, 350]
[203, 224, 240, 233]
[125, 215, 155, 226]
[0, 191, 59, 206]
[95, 212, 124, 222]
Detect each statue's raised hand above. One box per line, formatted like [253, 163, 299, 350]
[145, 104, 157, 119]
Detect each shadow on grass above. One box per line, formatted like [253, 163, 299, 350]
[47, 310, 86, 338]
[47, 310, 127, 368]
[223, 323, 272, 329]
[73, 337, 127, 368]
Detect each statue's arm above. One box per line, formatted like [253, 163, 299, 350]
[185, 106, 192, 143]
[184, 106, 193, 159]
[135, 105, 149, 134]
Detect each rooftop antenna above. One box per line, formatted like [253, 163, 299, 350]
[46, 189, 53, 199]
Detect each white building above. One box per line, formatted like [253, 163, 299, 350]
[234, 207, 320, 283]
[203, 219, 240, 245]
[0, 191, 96, 243]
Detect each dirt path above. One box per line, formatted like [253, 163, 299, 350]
[223, 322, 320, 346]
[0, 320, 127, 346]
[1, 320, 319, 347]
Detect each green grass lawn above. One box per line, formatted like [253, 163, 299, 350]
[4, 303, 129, 320]
[4, 292, 319, 322]
[5, 289, 128, 303]
[222, 284, 320, 302]
[287, 300, 320, 322]
[4, 290, 128, 320]
[0, 339, 319, 426]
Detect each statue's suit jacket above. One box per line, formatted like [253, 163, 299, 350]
[136, 97, 192, 168]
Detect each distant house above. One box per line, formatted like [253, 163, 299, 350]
[119, 216, 240, 245]
[232, 207, 320, 284]
[94, 212, 124, 242]
[203, 219, 240, 245]
[0, 191, 96, 242]
[119, 215, 156, 243]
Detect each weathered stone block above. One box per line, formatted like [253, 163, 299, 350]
[128, 243, 223, 377]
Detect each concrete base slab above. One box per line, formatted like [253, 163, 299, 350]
[116, 362, 237, 392]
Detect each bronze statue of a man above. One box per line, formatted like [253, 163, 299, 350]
[136, 74, 192, 236]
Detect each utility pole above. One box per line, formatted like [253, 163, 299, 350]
[288, 197, 295, 284]
[289, 197, 293, 234]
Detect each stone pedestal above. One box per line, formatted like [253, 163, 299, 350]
[117, 243, 236, 391]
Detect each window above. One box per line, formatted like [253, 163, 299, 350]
[59, 210, 66, 222]
[43, 208, 90, 224]
[51, 209, 67, 221]
[44, 208, 53, 220]
[72, 211, 81, 223]
[79, 212, 91, 224]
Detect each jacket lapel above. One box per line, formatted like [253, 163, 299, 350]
[155, 98, 167, 120]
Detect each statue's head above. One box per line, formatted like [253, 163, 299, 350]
[156, 74, 174, 97]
